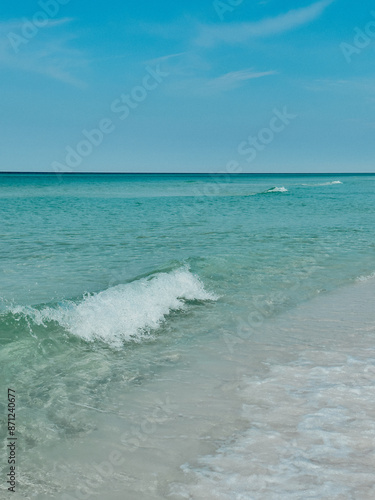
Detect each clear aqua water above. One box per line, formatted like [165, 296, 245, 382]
[1, 173, 375, 499]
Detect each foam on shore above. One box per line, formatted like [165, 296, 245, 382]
[171, 278, 375, 499]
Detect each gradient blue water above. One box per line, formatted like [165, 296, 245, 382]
[1, 174, 374, 307]
[1, 173, 374, 498]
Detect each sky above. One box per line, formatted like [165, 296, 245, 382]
[0, 0, 374, 173]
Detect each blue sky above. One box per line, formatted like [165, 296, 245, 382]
[0, 0, 374, 173]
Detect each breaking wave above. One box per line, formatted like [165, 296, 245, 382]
[9, 268, 217, 347]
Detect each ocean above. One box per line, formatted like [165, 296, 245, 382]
[1, 173, 375, 499]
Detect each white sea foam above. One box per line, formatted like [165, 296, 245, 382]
[263, 186, 288, 193]
[302, 180, 343, 186]
[12, 268, 217, 347]
[172, 349, 375, 499]
[315, 180, 343, 186]
[356, 271, 375, 282]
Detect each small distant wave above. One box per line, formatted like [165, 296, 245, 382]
[10, 268, 217, 347]
[261, 186, 288, 194]
[301, 180, 343, 186]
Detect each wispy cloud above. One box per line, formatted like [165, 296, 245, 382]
[161, 66, 278, 97]
[145, 52, 187, 66]
[0, 18, 87, 87]
[306, 78, 375, 97]
[196, 0, 335, 47]
[207, 68, 277, 91]
[0, 17, 72, 32]
[141, 47, 276, 95]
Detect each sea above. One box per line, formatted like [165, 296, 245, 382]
[1, 173, 375, 500]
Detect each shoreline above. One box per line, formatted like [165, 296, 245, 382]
[23, 276, 375, 500]
[171, 276, 375, 499]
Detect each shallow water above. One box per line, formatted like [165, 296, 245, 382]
[171, 279, 375, 500]
[0, 173, 374, 499]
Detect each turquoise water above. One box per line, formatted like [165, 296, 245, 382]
[1, 173, 375, 499]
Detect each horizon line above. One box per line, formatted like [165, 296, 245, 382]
[0, 172, 374, 176]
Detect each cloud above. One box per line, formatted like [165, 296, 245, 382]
[207, 68, 277, 91]
[141, 48, 276, 95]
[145, 52, 187, 66]
[0, 17, 72, 32]
[161, 63, 277, 96]
[306, 78, 375, 95]
[196, 0, 335, 47]
[0, 18, 87, 87]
